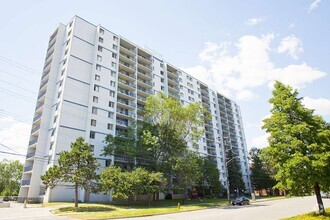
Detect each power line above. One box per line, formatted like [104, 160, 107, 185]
[0, 142, 20, 154]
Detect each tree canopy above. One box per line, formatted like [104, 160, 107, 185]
[262, 81, 330, 214]
[0, 159, 23, 196]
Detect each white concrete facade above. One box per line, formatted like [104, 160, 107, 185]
[19, 16, 251, 202]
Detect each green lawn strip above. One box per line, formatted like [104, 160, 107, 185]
[53, 199, 228, 219]
[282, 207, 330, 220]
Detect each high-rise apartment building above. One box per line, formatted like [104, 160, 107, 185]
[19, 16, 251, 202]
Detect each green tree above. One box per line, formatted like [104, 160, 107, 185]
[41, 137, 99, 207]
[262, 81, 330, 214]
[226, 149, 245, 195]
[249, 147, 276, 195]
[100, 166, 165, 206]
[141, 93, 208, 193]
[200, 156, 224, 197]
[0, 159, 23, 196]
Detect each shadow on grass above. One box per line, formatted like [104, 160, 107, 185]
[58, 206, 115, 213]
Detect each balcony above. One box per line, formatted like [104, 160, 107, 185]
[24, 165, 33, 172]
[33, 114, 42, 123]
[47, 40, 56, 51]
[119, 70, 136, 81]
[117, 98, 136, 110]
[43, 59, 52, 71]
[205, 121, 213, 127]
[207, 143, 216, 149]
[137, 78, 152, 89]
[137, 115, 144, 121]
[31, 125, 40, 135]
[37, 90, 46, 101]
[21, 179, 31, 186]
[168, 91, 180, 99]
[39, 79, 48, 91]
[137, 95, 147, 103]
[116, 119, 130, 128]
[26, 151, 36, 159]
[137, 86, 153, 97]
[168, 84, 179, 92]
[29, 138, 38, 147]
[35, 102, 44, 113]
[117, 89, 135, 100]
[118, 78, 136, 90]
[120, 44, 136, 57]
[137, 54, 152, 65]
[137, 69, 152, 80]
[119, 61, 135, 74]
[138, 62, 152, 73]
[41, 70, 50, 81]
[116, 109, 135, 119]
[167, 70, 179, 77]
[119, 52, 136, 65]
[167, 77, 179, 85]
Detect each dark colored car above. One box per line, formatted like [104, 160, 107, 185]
[232, 196, 250, 205]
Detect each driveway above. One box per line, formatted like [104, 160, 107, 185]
[0, 202, 70, 220]
[122, 196, 330, 220]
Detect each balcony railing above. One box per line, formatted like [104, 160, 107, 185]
[29, 139, 38, 146]
[137, 95, 147, 102]
[37, 90, 46, 100]
[31, 125, 40, 134]
[138, 54, 152, 63]
[138, 62, 152, 70]
[26, 151, 36, 159]
[120, 52, 136, 62]
[137, 86, 152, 94]
[117, 99, 136, 108]
[167, 70, 179, 77]
[35, 102, 44, 111]
[39, 79, 48, 90]
[137, 78, 152, 86]
[120, 45, 136, 54]
[137, 70, 152, 79]
[33, 114, 42, 122]
[117, 89, 135, 98]
[119, 61, 135, 71]
[118, 79, 136, 88]
[41, 70, 50, 80]
[116, 110, 135, 118]
[119, 70, 135, 80]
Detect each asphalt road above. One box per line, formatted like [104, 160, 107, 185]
[123, 196, 330, 220]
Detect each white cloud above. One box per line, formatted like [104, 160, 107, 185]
[251, 133, 270, 148]
[182, 33, 326, 101]
[302, 96, 330, 117]
[246, 17, 266, 26]
[0, 117, 30, 162]
[277, 35, 303, 59]
[289, 23, 295, 29]
[180, 65, 211, 86]
[308, 0, 322, 13]
[236, 90, 257, 101]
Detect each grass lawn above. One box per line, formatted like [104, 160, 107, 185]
[283, 207, 330, 220]
[51, 198, 228, 219]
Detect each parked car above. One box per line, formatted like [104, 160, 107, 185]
[232, 196, 250, 205]
[321, 192, 330, 198]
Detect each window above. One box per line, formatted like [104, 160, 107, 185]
[111, 62, 116, 68]
[93, 96, 98, 103]
[113, 44, 118, 50]
[109, 90, 115, 97]
[94, 85, 99, 92]
[67, 30, 71, 36]
[161, 86, 164, 91]
[180, 85, 183, 90]
[96, 64, 101, 71]
[98, 46, 103, 52]
[97, 55, 102, 61]
[161, 78, 164, 83]
[160, 71, 164, 75]
[90, 131, 95, 139]
[69, 21, 73, 27]
[105, 159, 111, 167]
[108, 112, 114, 118]
[91, 119, 96, 126]
[112, 53, 117, 59]
[160, 63, 163, 68]
[110, 81, 116, 87]
[99, 28, 104, 35]
[111, 71, 116, 77]
[57, 91, 61, 99]
[99, 37, 104, 43]
[107, 123, 113, 130]
[113, 36, 118, 42]
[95, 74, 100, 81]
[109, 101, 114, 108]
[90, 145, 94, 152]
[92, 107, 97, 114]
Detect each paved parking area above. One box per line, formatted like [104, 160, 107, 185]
[0, 203, 70, 220]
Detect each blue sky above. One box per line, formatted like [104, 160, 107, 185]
[0, 0, 329, 161]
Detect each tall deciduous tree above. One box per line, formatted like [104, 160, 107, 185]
[200, 156, 224, 197]
[0, 159, 23, 196]
[141, 93, 208, 193]
[41, 137, 99, 207]
[249, 147, 276, 195]
[262, 81, 330, 214]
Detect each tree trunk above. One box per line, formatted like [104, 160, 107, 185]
[74, 182, 78, 208]
[314, 182, 325, 214]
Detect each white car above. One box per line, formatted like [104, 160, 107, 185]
[321, 192, 330, 198]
